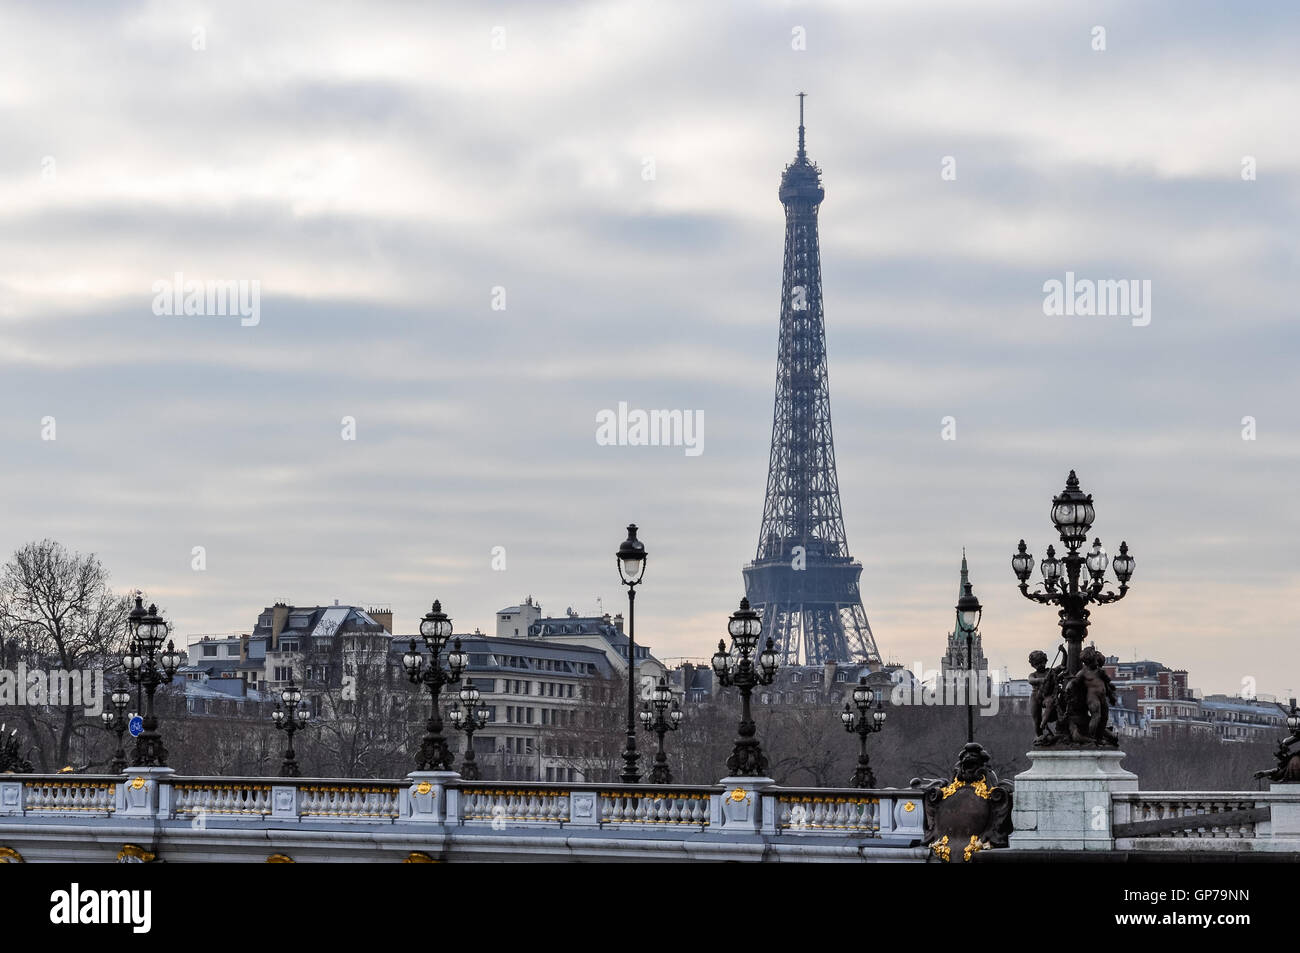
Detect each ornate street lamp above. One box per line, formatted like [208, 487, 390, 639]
[100, 682, 133, 773]
[956, 574, 983, 745]
[615, 524, 647, 783]
[712, 597, 778, 777]
[447, 679, 492, 781]
[403, 600, 466, 772]
[841, 676, 886, 788]
[122, 595, 183, 766]
[639, 676, 683, 784]
[271, 672, 310, 777]
[1012, 471, 1135, 746]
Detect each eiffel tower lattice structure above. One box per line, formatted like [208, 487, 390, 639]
[743, 95, 882, 668]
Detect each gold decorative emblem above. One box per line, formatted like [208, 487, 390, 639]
[931, 835, 951, 862]
[940, 778, 995, 800]
[117, 844, 155, 863]
[266, 853, 295, 863]
[402, 851, 436, 863]
[130, 776, 146, 790]
[903, 801, 916, 813]
[416, 781, 432, 795]
[963, 836, 988, 862]
[730, 788, 746, 802]
[0, 847, 24, 863]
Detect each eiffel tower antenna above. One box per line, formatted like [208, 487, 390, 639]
[743, 96, 881, 667]
[797, 91, 807, 158]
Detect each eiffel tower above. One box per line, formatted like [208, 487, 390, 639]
[742, 95, 882, 667]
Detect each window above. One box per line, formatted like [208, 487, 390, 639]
[202, 645, 217, 657]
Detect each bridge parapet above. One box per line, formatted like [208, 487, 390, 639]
[0, 772, 931, 862]
[1112, 789, 1300, 851]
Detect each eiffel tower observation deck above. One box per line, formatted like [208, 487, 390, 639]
[743, 95, 882, 667]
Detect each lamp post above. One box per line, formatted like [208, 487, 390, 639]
[1012, 470, 1135, 746]
[956, 577, 983, 745]
[99, 682, 133, 773]
[402, 600, 466, 772]
[712, 597, 778, 777]
[271, 673, 310, 777]
[639, 676, 683, 784]
[122, 596, 183, 767]
[447, 680, 492, 781]
[841, 676, 886, 788]
[615, 524, 647, 784]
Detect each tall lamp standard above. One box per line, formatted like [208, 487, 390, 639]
[841, 676, 886, 788]
[447, 680, 492, 781]
[402, 600, 467, 772]
[1012, 470, 1135, 746]
[99, 682, 133, 773]
[639, 676, 683, 784]
[615, 524, 647, 784]
[712, 597, 778, 776]
[956, 576, 983, 745]
[122, 596, 183, 767]
[271, 673, 310, 777]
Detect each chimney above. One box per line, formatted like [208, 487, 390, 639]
[271, 602, 289, 651]
[612, 613, 624, 634]
[240, 633, 249, 663]
[368, 608, 394, 633]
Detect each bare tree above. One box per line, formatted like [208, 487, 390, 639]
[302, 631, 411, 778]
[0, 540, 134, 771]
[538, 672, 630, 783]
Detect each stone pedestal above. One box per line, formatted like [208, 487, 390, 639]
[713, 776, 775, 833]
[399, 770, 459, 823]
[116, 766, 176, 819]
[1009, 749, 1136, 851]
[1268, 783, 1300, 838]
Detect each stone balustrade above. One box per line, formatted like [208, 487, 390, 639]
[0, 771, 930, 862]
[1111, 791, 1300, 850]
[18, 777, 117, 815]
[174, 779, 273, 817]
[5, 771, 1300, 862]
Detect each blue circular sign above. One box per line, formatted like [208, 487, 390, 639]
[128, 716, 144, 738]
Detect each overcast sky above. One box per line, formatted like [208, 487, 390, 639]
[1, 0, 1297, 698]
